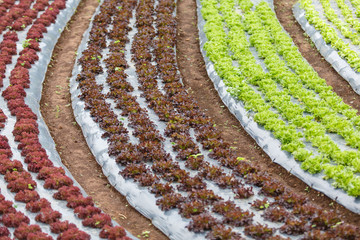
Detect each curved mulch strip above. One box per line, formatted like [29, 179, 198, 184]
[176, 0, 360, 225]
[40, 0, 168, 238]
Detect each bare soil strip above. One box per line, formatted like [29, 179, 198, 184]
[176, 0, 360, 225]
[40, 0, 168, 238]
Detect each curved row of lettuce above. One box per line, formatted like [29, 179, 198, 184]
[201, 0, 360, 197]
[0, 0, 132, 238]
[299, 0, 360, 71]
[320, 0, 360, 44]
[336, 0, 360, 32]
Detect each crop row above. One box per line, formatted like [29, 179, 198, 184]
[350, 0, 360, 17]
[72, 0, 360, 238]
[0, 0, 130, 238]
[299, 0, 360, 71]
[336, 0, 360, 32]
[320, 0, 360, 45]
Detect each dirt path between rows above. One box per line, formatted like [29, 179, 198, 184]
[176, 0, 360, 225]
[40, 0, 168, 238]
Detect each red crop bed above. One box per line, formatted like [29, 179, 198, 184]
[0, 0, 130, 238]
[71, 0, 360, 238]
[0, 0, 358, 238]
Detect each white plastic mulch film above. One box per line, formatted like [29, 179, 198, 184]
[70, 1, 200, 239]
[0, 0, 134, 238]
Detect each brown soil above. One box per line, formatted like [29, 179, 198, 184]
[176, 0, 360, 226]
[40, 0, 168, 239]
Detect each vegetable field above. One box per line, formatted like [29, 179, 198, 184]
[0, 0, 132, 238]
[0, 0, 359, 238]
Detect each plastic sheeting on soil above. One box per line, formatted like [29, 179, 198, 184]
[0, 0, 136, 237]
[69, 1, 208, 239]
[196, 0, 360, 214]
[293, 2, 360, 95]
[69, 2, 202, 239]
[69, 0, 312, 238]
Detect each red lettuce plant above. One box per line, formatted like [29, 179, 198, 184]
[244, 223, 274, 239]
[213, 200, 237, 215]
[35, 207, 62, 224]
[57, 228, 90, 240]
[53, 186, 82, 200]
[15, 189, 40, 203]
[27, 232, 52, 240]
[200, 165, 224, 180]
[280, 218, 308, 235]
[27, 157, 54, 172]
[3, 31, 18, 41]
[163, 168, 189, 182]
[99, 225, 127, 239]
[82, 213, 112, 228]
[74, 205, 102, 219]
[44, 173, 74, 189]
[275, 190, 307, 209]
[50, 221, 77, 234]
[333, 223, 360, 239]
[156, 192, 184, 211]
[260, 180, 285, 197]
[66, 195, 93, 209]
[13, 223, 41, 240]
[37, 166, 66, 180]
[1, 211, 30, 227]
[310, 210, 342, 230]
[0, 200, 16, 214]
[151, 182, 174, 197]
[222, 208, 254, 227]
[0, 158, 23, 174]
[179, 200, 206, 218]
[26, 198, 51, 213]
[189, 189, 222, 204]
[135, 173, 159, 187]
[302, 229, 334, 240]
[214, 173, 240, 189]
[121, 163, 148, 179]
[244, 172, 270, 187]
[7, 177, 36, 192]
[206, 224, 243, 240]
[262, 205, 291, 223]
[251, 198, 270, 211]
[2, 85, 26, 100]
[177, 176, 206, 191]
[187, 212, 218, 232]
[233, 186, 254, 199]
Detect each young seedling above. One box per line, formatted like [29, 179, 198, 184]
[141, 230, 150, 238]
[55, 105, 60, 118]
